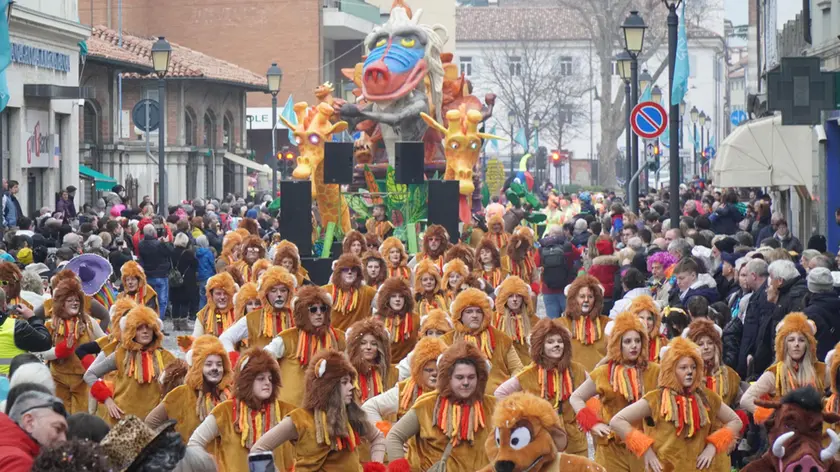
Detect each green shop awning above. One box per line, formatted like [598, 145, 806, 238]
[79, 165, 117, 191]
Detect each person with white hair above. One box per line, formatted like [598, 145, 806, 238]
[802, 267, 840, 360]
[0, 390, 68, 470]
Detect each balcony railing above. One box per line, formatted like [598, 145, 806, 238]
[323, 0, 382, 24]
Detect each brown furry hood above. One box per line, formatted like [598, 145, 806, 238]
[361, 250, 386, 286]
[627, 295, 662, 336]
[564, 275, 604, 320]
[423, 224, 451, 258]
[292, 285, 333, 335]
[120, 261, 146, 287]
[239, 218, 260, 236]
[257, 266, 297, 307]
[487, 215, 505, 234]
[658, 337, 704, 392]
[495, 275, 534, 317]
[364, 233, 382, 250]
[50, 270, 77, 290]
[204, 272, 237, 313]
[419, 309, 453, 337]
[221, 232, 243, 258]
[605, 312, 649, 367]
[451, 287, 493, 334]
[342, 230, 366, 256]
[109, 298, 138, 341]
[437, 340, 489, 404]
[303, 349, 357, 411]
[444, 243, 475, 269]
[346, 318, 391, 376]
[528, 319, 572, 371]
[233, 282, 260, 319]
[240, 235, 266, 260]
[233, 348, 282, 409]
[160, 359, 188, 400]
[375, 277, 414, 318]
[506, 233, 532, 262]
[120, 305, 163, 351]
[51, 277, 86, 320]
[233, 228, 251, 240]
[186, 335, 233, 392]
[685, 318, 722, 366]
[775, 312, 818, 364]
[410, 337, 448, 383]
[273, 241, 301, 274]
[380, 237, 408, 267]
[591, 255, 620, 266]
[474, 237, 502, 270]
[413, 258, 442, 294]
[330, 253, 363, 289]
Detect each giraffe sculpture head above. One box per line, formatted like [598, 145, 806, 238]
[278, 102, 348, 182]
[421, 104, 503, 195]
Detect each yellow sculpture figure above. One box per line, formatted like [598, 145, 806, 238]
[279, 102, 352, 233]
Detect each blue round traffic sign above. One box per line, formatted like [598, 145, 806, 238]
[730, 110, 747, 126]
[132, 99, 160, 133]
[630, 101, 668, 139]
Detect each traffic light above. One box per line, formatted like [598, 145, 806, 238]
[652, 143, 661, 171]
[550, 150, 561, 167]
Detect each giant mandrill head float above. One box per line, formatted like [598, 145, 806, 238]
[741, 386, 840, 472]
[279, 102, 348, 192]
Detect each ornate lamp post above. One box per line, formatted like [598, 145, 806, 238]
[266, 63, 283, 196]
[151, 37, 171, 215]
[622, 10, 647, 212]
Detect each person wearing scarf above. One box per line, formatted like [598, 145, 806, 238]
[442, 287, 523, 393]
[396, 309, 454, 381]
[627, 295, 669, 363]
[361, 250, 387, 290]
[559, 275, 610, 372]
[215, 231, 243, 273]
[473, 237, 506, 291]
[219, 266, 297, 353]
[380, 237, 412, 284]
[375, 277, 420, 362]
[408, 224, 451, 272]
[386, 341, 495, 472]
[610, 337, 742, 472]
[233, 235, 266, 283]
[324, 254, 377, 331]
[485, 214, 510, 255]
[492, 275, 538, 364]
[495, 319, 589, 456]
[117, 261, 159, 312]
[83, 304, 177, 425]
[274, 240, 312, 287]
[569, 312, 660, 471]
[251, 349, 386, 472]
[264, 285, 347, 407]
[343, 230, 367, 258]
[187, 348, 295, 471]
[146, 335, 233, 453]
[506, 231, 539, 292]
[413, 259, 449, 319]
[40, 276, 105, 413]
[442, 258, 470, 300]
[192, 272, 238, 338]
[740, 312, 825, 423]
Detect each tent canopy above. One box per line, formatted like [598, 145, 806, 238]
[223, 152, 272, 174]
[712, 115, 814, 193]
[79, 165, 117, 191]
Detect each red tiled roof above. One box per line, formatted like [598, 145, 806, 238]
[87, 26, 267, 90]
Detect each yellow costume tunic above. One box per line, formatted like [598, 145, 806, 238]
[516, 362, 589, 456]
[558, 315, 610, 373]
[649, 334, 669, 363]
[233, 260, 259, 283]
[162, 385, 224, 454]
[705, 365, 741, 472]
[765, 361, 826, 402]
[366, 219, 394, 239]
[442, 327, 515, 394]
[416, 293, 449, 319]
[356, 364, 399, 463]
[378, 312, 421, 362]
[411, 393, 496, 472]
[589, 362, 660, 471]
[492, 309, 540, 365]
[275, 328, 346, 407]
[322, 284, 376, 332]
[643, 388, 724, 472]
[110, 346, 176, 426]
[245, 307, 295, 349]
[117, 286, 159, 312]
[196, 306, 237, 338]
[210, 399, 295, 472]
[45, 316, 98, 414]
[287, 408, 364, 472]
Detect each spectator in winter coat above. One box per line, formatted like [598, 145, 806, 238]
[802, 267, 840, 360]
[609, 268, 652, 318]
[138, 224, 175, 318]
[772, 218, 803, 254]
[587, 238, 619, 311]
[668, 256, 720, 307]
[0, 391, 67, 472]
[2, 181, 22, 227]
[195, 235, 216, 311]
[570, 219, 590, 247]
[736, 258, 772, 378]
[710, 190, 743, 235]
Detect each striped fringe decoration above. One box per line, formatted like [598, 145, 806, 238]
[608, 362, 643, 402]
[571, 316, 602, 345]
[659, 388, 711, 438]
[260, 307, 293, 338]
[314, 409, 360, 451]
[463, 329, 496, 359]
[432, 397, 486, 446]
[205, 308, 236, 337]
[331, 286, 360, 313]
[125, 349, 165, 384]
[384, 313, 414, 343]
[296, 328, 337, 366]
[538, 366, 573, 409]
[233, 400, 283, 448]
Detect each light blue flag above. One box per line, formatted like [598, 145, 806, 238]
[671, 1, 690, 105]
[514, 128, 529, 150]
[488, 126, 499, 152]
[280, 95, 297, 143]
[0, 0, 11, 112]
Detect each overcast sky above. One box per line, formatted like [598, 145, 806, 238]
[725, 0, 804, 27]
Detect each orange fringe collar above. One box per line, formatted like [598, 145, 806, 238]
[383, 313, 414, 344]
[295, 328, 339, 367]
[233, 399, 283, 449]
[314, 408, 360, 451]
[608, 361, 645, 402]
[538, 366, 574, 409]
[204, 308, 236, 337]
[492, 309, 532, 344]
[259, 307, 294, 339]
[432, 396, 486, 446]
[659, 388, 711, 438]
[570, 316, 603, 345]
[124, 349, 166, 384]
[331, 285, 360, 313]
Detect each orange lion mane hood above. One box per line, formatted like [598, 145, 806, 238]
[273, 241, 302, 274]
[292, 285, 333, 335]
[342, 230, 366, 255]
[120, 260, 147, 287]
[828, 342, 840, 393]
[51, 277, 85, 320]
[605, 312, 649, 367]
[564, 275, 604, 320]
[775, 312, 818, 364]
[233, 282, 259, 318]
[495, 275, 534, 316]
[659, 337, 705, 393]
[380, 237, 408, 267]
[329, 253, 363, 289]
[410, 337, 448, 384]
[257, 266, 297, 307]
[376, 277, 414, 318]
[120, 305, 164, 351]
[436, 340, 489, 404]
[450, 287, 493, 334]
[419, 309, 453, 337]
[529, 319, 573, 371]
[204, 272, 238, 313]
[444, 243, 475, 269]
[186, 335, 233, 392]
[627, 295, 662, 336]
[423, 224, 451, 258]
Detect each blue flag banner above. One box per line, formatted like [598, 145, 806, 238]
[280, 95, 297, 143]
[514, 128, 529, 150]
[671, 1, 690, 105]
[0, 0, 11, 112]
[489, 126, 499, 151]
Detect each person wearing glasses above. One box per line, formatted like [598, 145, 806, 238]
[0, 287, 51, 376]
[233, 235, 266, 284]
[264, 285, 346, 408]
[322, 253, 377, 331]
[0, 390, 67, 471]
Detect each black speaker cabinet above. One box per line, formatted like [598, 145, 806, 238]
[427, 180, 459, 244]
[323, 142, 354, 184]
[280, 180, 313, 256]
[395, 141, 425, 184]
[300, 256, 335, 286]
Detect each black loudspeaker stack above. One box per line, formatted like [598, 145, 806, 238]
[280, 180, 313, 257]
[427, 180, 460, 244]
[395, 141, 425, 184]
[323, 142, 354, 184]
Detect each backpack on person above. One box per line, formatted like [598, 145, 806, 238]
[540, 244, 570, 289]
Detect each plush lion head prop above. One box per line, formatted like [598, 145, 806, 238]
[419, 309, 453, 337]
[437, 340, 489, 404]
[659, 336, 704, 393]
[233, 348, 282, 410]
[51, 277, 85, 320]
[604, 312, 649, 367]
[775, 312, 818, 364]
[303, 349, 368, 440]
[380, 237, 408, 268]
[529, 319, 572, 372]
[234, 282, 260, 319]
[330, 253, 363, 290]
[627, 294, 661, 337]
[204, 272, 237, 314]
[120, 261, 146, 288]
[475, 237, 502, 270]
[292, 285, 333, 335]
[376, 277, 414, 318]
[342, 230, 366, 256]
[120, 305, 163, 351]
[442, 258, 469, 292]
[484, 393, 569, 472]
[361, 250, 386, 287]
[413, 259, 442, 295]
[444, 243, 475, 269]
[257, 266, 297, 309]
[273, 241, 302, 274]
[450, 287, 493, 335]
[685, 318, 723, 370]
[423, 224, 450, 258]
[346, 318, 391, 377]
[564, 275, 604, 320]
[495, 275, 534, 316]
[186, 335, 233, 392]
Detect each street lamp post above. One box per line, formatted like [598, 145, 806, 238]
[617, 52, 633, 204]
[266, 63, 283, 197]
[664, 0, 681, 225]
[622, 10, 647, 213]
[698, 111, 706, 179]
[151, 37, 171, 215]
[690, 106, 699, 181]
[703, 116, 711, 180]
[507, 110, 516, 176]
[532, 117, 540, 183]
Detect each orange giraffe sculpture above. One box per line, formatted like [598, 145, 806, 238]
[279, 102, 352, 234]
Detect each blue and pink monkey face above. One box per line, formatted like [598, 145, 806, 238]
[362, 30, 428, 101]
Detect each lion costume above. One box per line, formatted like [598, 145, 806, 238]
[558, 275, 610, 372]
[323, 253, 377, 331]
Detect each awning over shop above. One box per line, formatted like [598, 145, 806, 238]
[79, 165, 118, 191]
[223, 152, 272, 174]
[712, 115, 815, 193]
